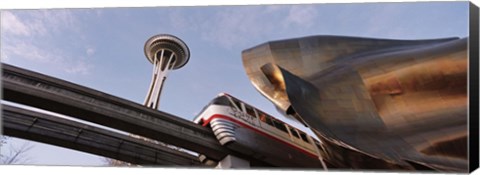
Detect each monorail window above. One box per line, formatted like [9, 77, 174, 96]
[232, 99, 242, 110]
[259, 112, 274, 126]
[299, 131, 310, 143]
[245, 105, 256, 118]
[290, 128, 300, 139]
[211, 96, 231, 106]
[196, 97, 230, 117]
[272, 119, 288, 133]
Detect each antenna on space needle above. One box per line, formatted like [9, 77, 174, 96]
[143, 34, 190, 109]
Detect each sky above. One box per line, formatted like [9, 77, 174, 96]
[0, 1, 470, 166]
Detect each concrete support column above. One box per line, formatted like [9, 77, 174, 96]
[215, 155, 250, 169]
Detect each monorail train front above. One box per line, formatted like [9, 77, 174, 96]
[193, 93, 327, 168]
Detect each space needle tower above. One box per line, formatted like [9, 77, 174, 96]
[143, 34, 190, 109]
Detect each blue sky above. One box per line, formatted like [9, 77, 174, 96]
[1, 2, 469, 166]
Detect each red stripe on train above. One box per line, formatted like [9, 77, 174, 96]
[202, 114, 318, 158]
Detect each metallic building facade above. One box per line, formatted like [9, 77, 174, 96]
[242, 36, 468, 172]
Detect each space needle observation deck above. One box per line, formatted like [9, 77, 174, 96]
[143, 34, 190, 109]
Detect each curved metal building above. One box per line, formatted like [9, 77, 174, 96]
[241, 35, 468, 172]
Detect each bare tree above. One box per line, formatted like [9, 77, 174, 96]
[103, 157, 135, 166]
[0, 136, 33, 164]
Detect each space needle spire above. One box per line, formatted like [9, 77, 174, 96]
[143, 34, 190, 109]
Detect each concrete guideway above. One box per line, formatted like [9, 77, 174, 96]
[2, 104, 206, 166]
[1, 63, 231, 162]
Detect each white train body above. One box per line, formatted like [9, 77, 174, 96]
[193, 93, 327, 168]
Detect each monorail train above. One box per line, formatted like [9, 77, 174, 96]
[193, 93, 328, 168]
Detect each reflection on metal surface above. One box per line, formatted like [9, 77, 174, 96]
[242, 35, 468, 172]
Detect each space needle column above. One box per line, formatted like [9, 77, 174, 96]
[143, 34, 190, 109]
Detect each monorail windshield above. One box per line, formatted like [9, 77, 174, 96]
[195, 95, 231, 118]
[211, 95, 231, 106]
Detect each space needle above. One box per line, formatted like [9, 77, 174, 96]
[143, 34, 190, 109]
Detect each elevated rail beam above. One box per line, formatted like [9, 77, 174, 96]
[2, 63, 230, 161]
[2, 104, 205, 166]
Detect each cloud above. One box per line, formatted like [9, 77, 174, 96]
[200, 8, 259, 49]
[168, 10, 191, 31]
[1, 11, 31, 36]
[198, 6, 284, 49]
[86, 47, 95, 56]
[1, 10, 94, 75]
[3, 40, 56, 63]
[3, 38, 93, 75]
[172, 5, 320, 50]
[264, 5, 287, 13]
[64, 61, 94, 75]
[1, 49, 9, 62]
[284, 5, 318, 28]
